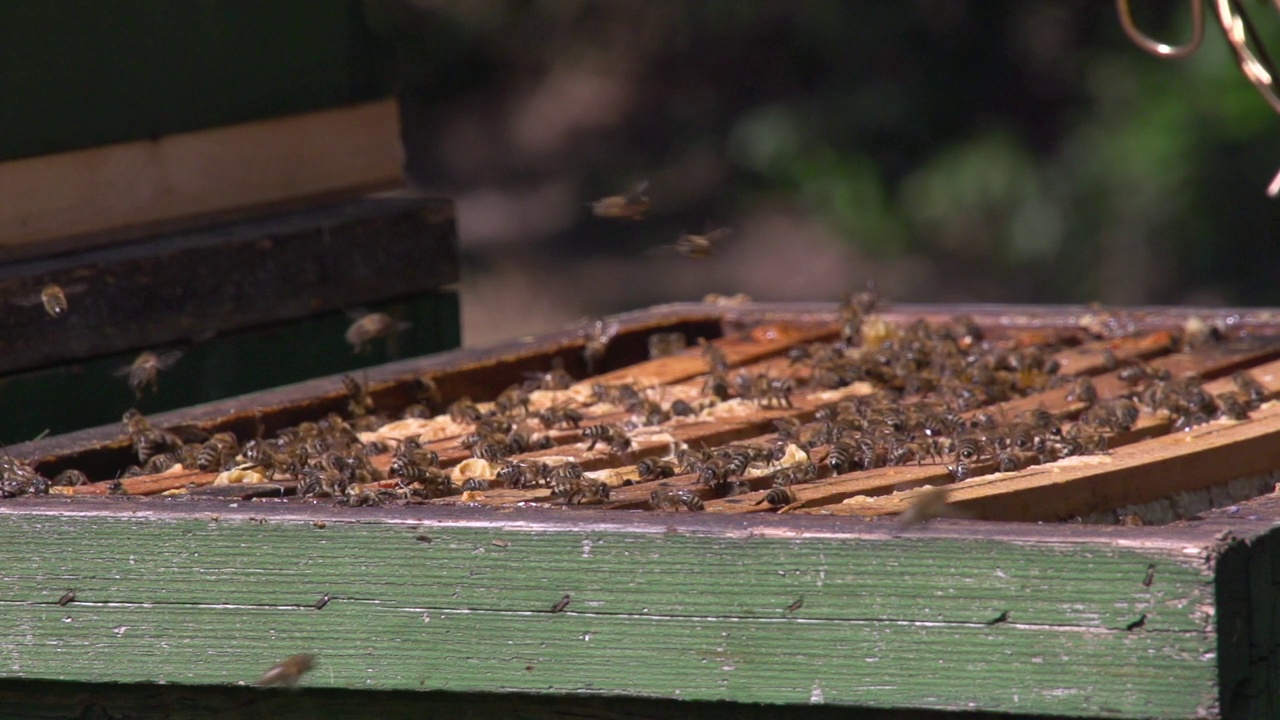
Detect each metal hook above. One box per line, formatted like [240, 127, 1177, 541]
[1116, 0, 1205, 58]
[1211, 0, 1280, 194]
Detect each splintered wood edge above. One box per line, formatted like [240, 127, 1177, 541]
[0, 99, 404, 257]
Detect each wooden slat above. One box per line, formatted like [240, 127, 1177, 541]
[0, 100, 404, 259]
[0, 193, 457, 377]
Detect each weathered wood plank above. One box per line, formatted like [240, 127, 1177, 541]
[0, 507, 1220, 718]
[0, 192, 457, 377]
[0, 101, 405, 259]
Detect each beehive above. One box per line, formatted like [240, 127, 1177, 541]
[6, 302, 1280, 719]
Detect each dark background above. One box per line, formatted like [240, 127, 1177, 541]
[369, 0, 1280, 345]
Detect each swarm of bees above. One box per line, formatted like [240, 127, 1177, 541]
[2, 287, 1271, 526]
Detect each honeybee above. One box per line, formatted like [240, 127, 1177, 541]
[1232, 371, 1267, 407]
[523, 358, 576, 391]
[196, 432, 240, 472]
[589, 180, 650, 220]
[754, 486, 798, 507]
[647, 332, 688, 359]
[1216, 392, 1250, 421]
[52, 469, 90, 487]
[552, 476, 611, 505]
[697, 338, 729, 374]
[535, 403, 584, 429]
[342, 375, 375, 417]
[494, 386, 532, 417]
[665, 227, 732, 259]
[258, 653, 316, 687]
[497, 460, 547, 489]
[1065, 377, 1097, 405]
[448, 397, 486, 424]
[344, 312, 411, 354]
[13, 282, 87, 319]
[116, 350, 183, 397]
[581, 319, 619, 376]
[636, 457, 679, 482]
[582, 424, 631, 454]
[650, 487, 705, 511]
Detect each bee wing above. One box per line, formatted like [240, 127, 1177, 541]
[704, 228, 733, 244]
[154, 350, 184, 369]
[626, 180, 650, 201]
[112, 363, 135, 377]
[60, 282, 89, 295]
[11, 292, 43, 307]
[390, 319, 413, 334]
[643, 243, 680, 257]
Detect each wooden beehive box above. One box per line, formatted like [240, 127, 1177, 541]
[5, 302, 1280, 720]
[0, 1, 461, 442]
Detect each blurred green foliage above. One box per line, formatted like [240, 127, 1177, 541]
[381, 0, 1280, 305]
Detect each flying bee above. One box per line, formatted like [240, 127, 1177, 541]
[494, 385, 531, 417]
[754, 486, 798, 508]
[581, 319, 620, 376]
[896, 485, 965, 529]
[116, 350, 183, 397]
[582, 424, 632, 455]
[258, 653, 316, 688]
[660, 226, 732, 259]
[523, 358, 576, 391]
[12, 282, 87, 319]
[344, 312, 411, 354]
[650, 487, 704, 512]
[647, 331, 688, 359]
[535, 403, 584, 429]
[589, 180, 650, 220]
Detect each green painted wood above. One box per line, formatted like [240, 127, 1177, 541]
[0, 290, 459, 444]
[0, 1, 391, 162]
[0, 510, 1220, 718]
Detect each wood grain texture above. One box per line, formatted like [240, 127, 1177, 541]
[0, 506, 1221, 717]
[0, 191, 456, 377]
[0, 100, 403, 256]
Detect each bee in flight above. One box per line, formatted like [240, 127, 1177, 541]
[116, 350, 183, 398]
[344, 311, 411, 354]
[257, 653, 316, 687]
[589, 181, 650, 220]
[12, 282, 87, 319]
[650, 226, 732, 259]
